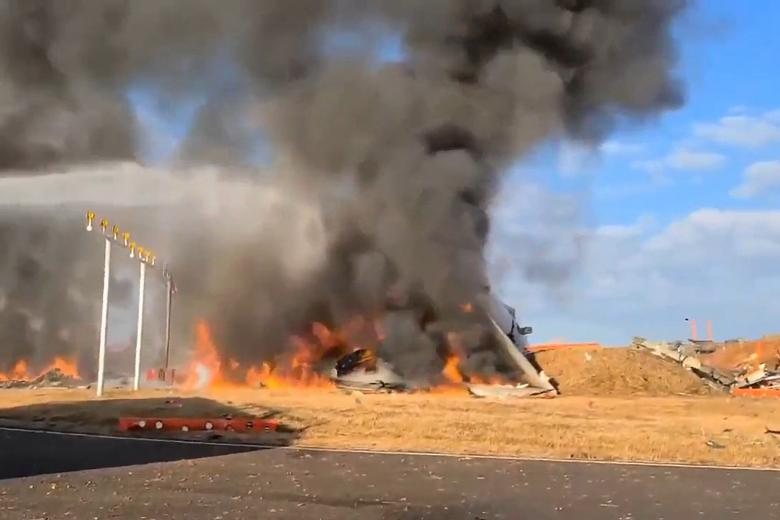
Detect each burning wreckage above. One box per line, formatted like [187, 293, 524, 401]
[0, 1, 689, 401]
[0, 358, 83, 390]
[176, 291, 558, 399]
[318, 293, 555, 397]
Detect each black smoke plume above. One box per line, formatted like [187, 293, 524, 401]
[0, 1, 686, 380]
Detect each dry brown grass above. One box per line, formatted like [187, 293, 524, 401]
[1, 387, 779, 468]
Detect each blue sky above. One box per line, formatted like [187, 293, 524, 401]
[518, 0, 780, 225]
[491, 1, 780, 343]
[127, 2, 780, 345]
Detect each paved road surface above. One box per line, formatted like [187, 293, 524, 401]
[1, 428, 778, 519]
[0, 427, 261, 479]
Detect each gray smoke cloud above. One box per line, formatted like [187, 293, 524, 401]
[0, 1, 686, 380]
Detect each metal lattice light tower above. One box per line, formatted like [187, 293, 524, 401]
[85, 211, 165, 396]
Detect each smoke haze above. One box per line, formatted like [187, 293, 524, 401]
[0, 1, 687, 380]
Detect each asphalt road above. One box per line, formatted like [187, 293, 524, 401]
[0, 427, 262, 480]
[1, 428, 779, 520]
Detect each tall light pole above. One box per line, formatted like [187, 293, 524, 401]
[163, 266, 175, 375]
[94, 217, 111, 397]
[85, 211, 162, 396]
[133, 260, 146, 391]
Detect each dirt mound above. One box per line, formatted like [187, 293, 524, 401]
[534, 347, 714, 396]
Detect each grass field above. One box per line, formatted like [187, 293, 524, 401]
[1, 387, 778, 468]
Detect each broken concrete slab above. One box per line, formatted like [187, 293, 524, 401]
[632, 338, 735, 390]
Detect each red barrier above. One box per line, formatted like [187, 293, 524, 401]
[527, 343, 603, 353]
[118, 416, 280, 432]
[732, 388, 780, 398]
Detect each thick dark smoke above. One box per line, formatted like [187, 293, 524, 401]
[0, 1, 686, 380]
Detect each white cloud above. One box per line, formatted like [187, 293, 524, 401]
[695, 113, 780, 148]
[642, 209, 780, 263]
[557, 141, 597, 176]
[631, 149, 726, 177]
[594, 215, 656, 240]
[765, 109, 780, 123]
[731, 160, 780, 199]
[600, 140, 644, 156]
[493, 208, 780, 345]
[666, 149, 726, 171]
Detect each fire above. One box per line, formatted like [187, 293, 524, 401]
[184, 317, 385, 390]
[0, 357, 81, 382]
[45, 357, 81, 379]
[246, 362, 280, 389]
[442, 355, 464, 383]
[12, 360, 27, 379]
[183, 321, 229, 390]
[182, 316, 510, 393]
[439, 332, 507, 387]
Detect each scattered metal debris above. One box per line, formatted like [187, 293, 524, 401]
[331, 356, 410, 393]
[466, 383, 553, 399]
[335, 349, 377, 377]
[0, 368, 82, 389]
[330, 322, 559, 398]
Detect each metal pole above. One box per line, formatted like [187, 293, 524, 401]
[96, 238, 111, 397]
[133, 261, 146, 391]
[163, 274, 173, 372]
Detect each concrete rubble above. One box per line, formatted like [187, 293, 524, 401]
[633, 337, 780, 395]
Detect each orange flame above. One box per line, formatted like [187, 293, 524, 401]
[442, 355, 464, 383]
[182, 317, 510, 392]
[183, 320, 230, 390]
[12, 360, 28, 378]
[0, 357, 81, 382]
[183, 318, 390, 390]
[45, 357, 81, 379]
